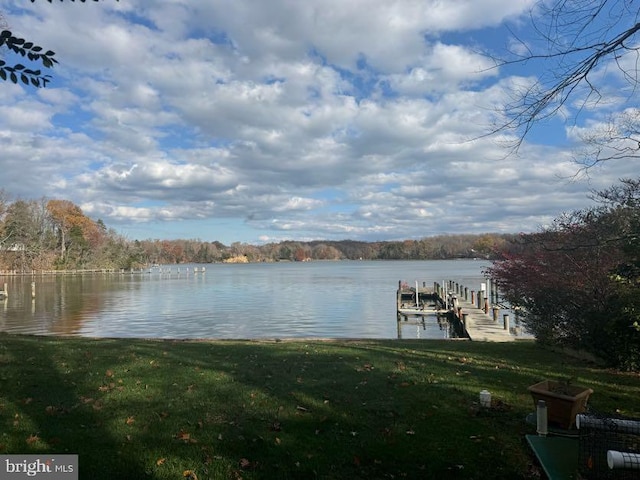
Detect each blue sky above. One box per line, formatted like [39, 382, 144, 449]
[0, 1, 637, 244]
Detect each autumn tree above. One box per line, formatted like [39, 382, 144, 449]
[46, 199, 103, 267]
[486, 178, 640, 369]
[1, 199, 55, 270]
[311, 243, 342, 260]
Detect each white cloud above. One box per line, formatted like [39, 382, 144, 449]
[0, 0, 635, 243]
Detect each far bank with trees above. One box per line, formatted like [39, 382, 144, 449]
[0, 192, 516, 271]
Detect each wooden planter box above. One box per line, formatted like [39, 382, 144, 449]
[528, 380, 593, 430]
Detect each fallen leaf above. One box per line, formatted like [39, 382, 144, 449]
[105, 369, 114, 377]
[26, 434, 40, 445]
[126, 416, 135, 425]
[175, 431, 197, 443]
[183, 470, 198, 480]
[156, 458, 166, 466]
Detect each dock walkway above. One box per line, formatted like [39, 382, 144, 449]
[454, 296, 515, 342]
[396, 279, 518, 342]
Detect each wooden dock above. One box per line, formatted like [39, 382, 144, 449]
[397, 280, 518, 342]
[453, 295, 515, 342]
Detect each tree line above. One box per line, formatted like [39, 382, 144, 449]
[0, 192, 516, 271]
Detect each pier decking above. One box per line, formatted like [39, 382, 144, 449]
[454, 295, 515, 342]
[397, 280, 519, 342]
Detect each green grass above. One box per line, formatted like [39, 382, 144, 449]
[0, 335, 638, 479]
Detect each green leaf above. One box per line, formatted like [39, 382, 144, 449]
[0, 69, 6, 81]
[24, 42, 33, 49]
[32, 46, 42, 52]
[14, 64, 25, 71]
[10, 72, 17, 84]
[21, 74, 29, 85]
[45, 50, 55, 56]
[30, 77, 40, 88]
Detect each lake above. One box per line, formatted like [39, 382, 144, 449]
[0, 260, 492, 339]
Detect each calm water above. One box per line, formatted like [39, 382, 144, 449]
[0, 260, 490, 339]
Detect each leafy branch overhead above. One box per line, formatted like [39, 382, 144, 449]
[1, 0, 118, 87]
[0, 30, 56, 87]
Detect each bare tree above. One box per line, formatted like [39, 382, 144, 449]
[496, 0, 640, 162]
[574, 107, 640, 167]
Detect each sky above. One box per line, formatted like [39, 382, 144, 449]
[0, 0, 638, 245]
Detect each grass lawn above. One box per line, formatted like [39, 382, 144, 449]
[0, 335, 638, 479]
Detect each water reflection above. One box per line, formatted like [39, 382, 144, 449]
[0, 260, 490, 339]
